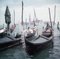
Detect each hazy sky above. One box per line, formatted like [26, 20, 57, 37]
[0, 0, 60, 24]
[0, 0, 60, 7]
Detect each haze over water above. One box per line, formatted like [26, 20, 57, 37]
[0, 0, 60, 59]
[0, 0, 60, 25]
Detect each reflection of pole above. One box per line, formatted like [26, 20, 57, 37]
[48, 8, 52, 28]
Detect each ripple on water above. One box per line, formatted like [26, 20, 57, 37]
[0, 25, 60, 59]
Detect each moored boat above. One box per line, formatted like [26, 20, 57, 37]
[0, 5, 23, 51]
[25, 7, 54, 55]
[24, 27, 36, 38]
[42, 27, 53, 37]
[25, 34, 53, 55]
[0, 30, 22, 51]
[25, 23, 53, 55]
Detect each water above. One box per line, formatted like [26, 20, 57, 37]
[0, 22, 60, 59]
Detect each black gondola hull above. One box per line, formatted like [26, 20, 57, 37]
[0, 38, 22, 51]
[25, 36, 53, 55]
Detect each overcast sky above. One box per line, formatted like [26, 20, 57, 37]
[0, 0, 60, 25]
[0, 0, 60, 7]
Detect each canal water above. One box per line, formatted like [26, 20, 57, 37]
[0, 23, 60, 59]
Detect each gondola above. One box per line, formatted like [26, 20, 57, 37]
[42, 27, 53, 37]
[25, 27, 53, 55]
[0, 28, 22, 51]
[26, 30, 35, 38]
[24, 28, 36, 38]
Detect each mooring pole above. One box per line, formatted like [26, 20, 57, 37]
[48, 8, 52, 28]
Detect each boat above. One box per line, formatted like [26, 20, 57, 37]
[42, 27, 53, 37]
[25, 23, 53, 55]
[25, 7, 54, 55]
[25, 34, 53, 55]
[25, 8, 54, 55]
[0, 28, 22, 51]
[25, 30, 53, 55]
[0, 5, 23, 51]
[24, 27, 36, 38]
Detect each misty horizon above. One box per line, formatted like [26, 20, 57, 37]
[0, 0, 60, 25]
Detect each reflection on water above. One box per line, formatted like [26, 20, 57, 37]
[0, 23, 60, 59]
[0, 46, 27, 59]
[31, 49, 51, 59]
[0, 36, 59, 59]
[26, 36, 60, 59]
